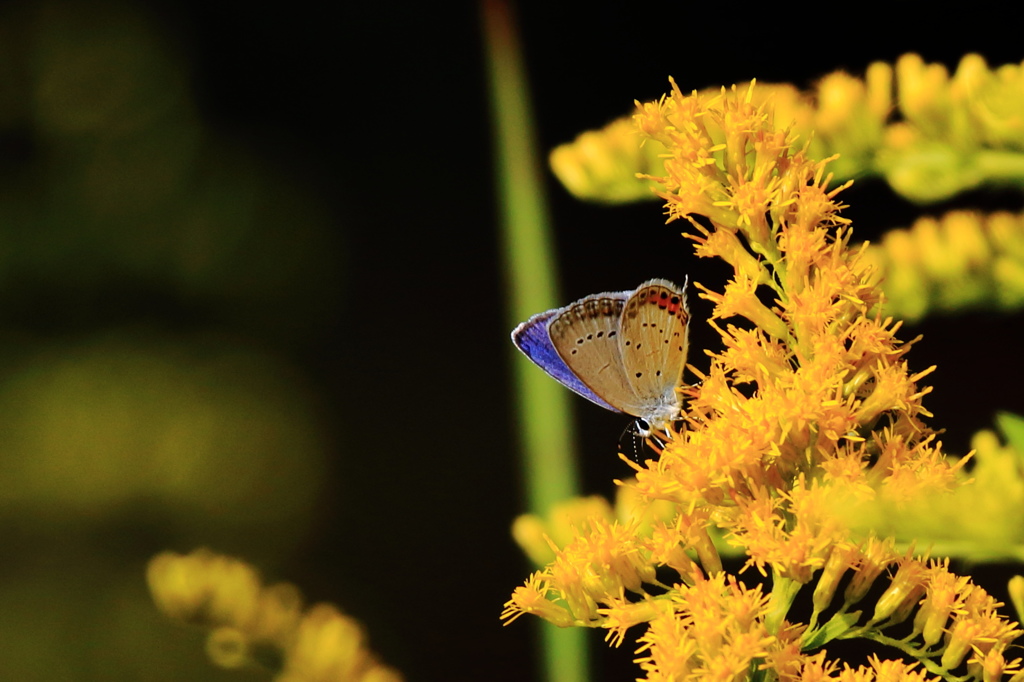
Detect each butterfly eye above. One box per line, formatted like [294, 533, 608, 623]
[635, 418, 652, 437]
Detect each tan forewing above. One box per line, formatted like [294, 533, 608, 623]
[548, 293, 646, 416]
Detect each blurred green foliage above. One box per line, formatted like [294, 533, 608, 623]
[0, 1, 344, 679]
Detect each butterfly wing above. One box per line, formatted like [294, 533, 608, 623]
[512, 280, 689, 420]
[619, 279, 689, 420]
[546, 291, 646, 416]
[512, 307, 623, 413]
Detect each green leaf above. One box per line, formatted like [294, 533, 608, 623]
[801, 611, 862, 650]
[749, 658, 769, 682]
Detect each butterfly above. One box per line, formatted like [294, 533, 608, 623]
[511, 279, 689, 435]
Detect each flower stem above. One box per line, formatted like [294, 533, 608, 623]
[482, 1, 588, 681]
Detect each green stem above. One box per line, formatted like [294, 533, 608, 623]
[857, 632, 966, 682]
[481, 2, 588, 682]
[765, 574, 802, 634]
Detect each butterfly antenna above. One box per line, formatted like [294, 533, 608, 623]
[617, 422, 646, 463]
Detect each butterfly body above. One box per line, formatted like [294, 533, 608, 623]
[511, 279, 689, 429]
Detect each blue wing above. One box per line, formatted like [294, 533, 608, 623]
[511, 308, 624, 413]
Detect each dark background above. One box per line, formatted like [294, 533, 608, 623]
[1, 1, 1022, 680]
[199, 4, 1024, 679]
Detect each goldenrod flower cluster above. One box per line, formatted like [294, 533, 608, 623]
[504, 81, 1022, 682]
[843, 414, 1024, 562]
[551, 54, 1024, 205]
[862, 210, 1024, 321]
[148, 548, 402, 682]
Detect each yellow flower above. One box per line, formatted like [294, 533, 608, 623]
[834, 656, 936, 682]
[863, 210, 1024, 321]
[870, 551, 930, 624]
[704, 275, 791, 341]
[634, 574, 776, 682]
[811, 542, 862, 618]
[972, 644, 1022, 682]
[553, 55, 1024, 206]
[507, 77, 1022, 681]
[511, 494, 616, 566]
[501, 572, 575, 627]
[722, 479, 845, 584]
[148, 548, 291, 638]
[914, 561, 968, 647]
[147, 548, 401, 682]
[943, 586, 1023, 671]
[646, 506, 719, 581]
[549, 117, 668, 203]
[600, 597, 672, 647]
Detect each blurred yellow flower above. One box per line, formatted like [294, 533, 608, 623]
[148, 548, 402, 682]
[863, 210, 1024, 321]
[551, 54, 1024, 207]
